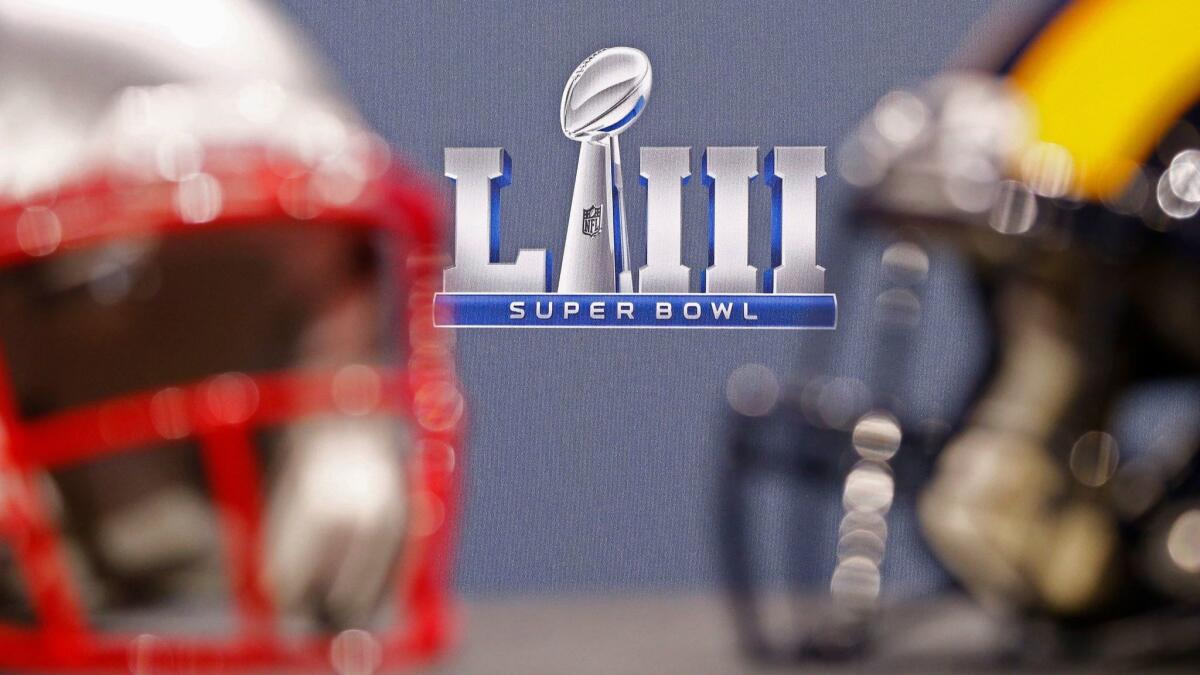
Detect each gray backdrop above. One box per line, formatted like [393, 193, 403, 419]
[277, 0, 1001, 597]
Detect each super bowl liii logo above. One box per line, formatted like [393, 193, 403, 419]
[434, 47, 837, 329]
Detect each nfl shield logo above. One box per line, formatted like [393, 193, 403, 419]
[582, 205, 603, 237]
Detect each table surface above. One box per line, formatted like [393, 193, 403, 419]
[416, 592, 1199, 674]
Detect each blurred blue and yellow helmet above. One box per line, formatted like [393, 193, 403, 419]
[842, 0, 1200, 236]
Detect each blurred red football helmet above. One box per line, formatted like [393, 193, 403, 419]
[0, 0, 461, 670]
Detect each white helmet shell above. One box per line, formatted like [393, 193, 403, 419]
[0, 0, 369, 199]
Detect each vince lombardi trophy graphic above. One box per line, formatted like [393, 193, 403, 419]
[558, 47, 652, 292]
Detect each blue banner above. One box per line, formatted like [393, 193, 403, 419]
[433, 293, 836, 329]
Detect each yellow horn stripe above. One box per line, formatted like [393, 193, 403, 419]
[1010, 0, 1200, 199]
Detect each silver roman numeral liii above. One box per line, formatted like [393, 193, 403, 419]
[441, 145, 826, 294]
